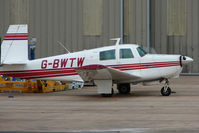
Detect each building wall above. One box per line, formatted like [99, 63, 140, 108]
[0, 0, 10, 39]
[29, 0, 122, 57]
[124, 0, 147, 47]
[0, 0, 198, 73]
[0, 0, 121, 57]
[151, 0, 199, 73]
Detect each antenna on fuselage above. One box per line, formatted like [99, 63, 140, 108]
[111, 38, 121, 63]
[110, 38, 121, 46]
[57, 41, 70, 54]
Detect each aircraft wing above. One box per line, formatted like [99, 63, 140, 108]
[75, 64, 140, 82]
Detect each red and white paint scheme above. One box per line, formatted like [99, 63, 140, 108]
[0, 25, 193, 96]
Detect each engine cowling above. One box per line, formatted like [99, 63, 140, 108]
[179, 55, 193, 67]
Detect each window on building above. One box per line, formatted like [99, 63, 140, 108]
[83, 0, 103, 35]
[120, 48, 134, 59]
[137, 47, 147, 57]
[167, 0, 186, 36]
[100, 49, 115, 60]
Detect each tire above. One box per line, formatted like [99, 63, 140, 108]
[117, 83, 130, 94]
[101, 88, 114, 97]
[161, 86, 171, 96]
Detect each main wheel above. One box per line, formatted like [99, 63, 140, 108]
[161, 86, 171, 96]
[101, 88, 114, 97]
[117, 83, 130, 94]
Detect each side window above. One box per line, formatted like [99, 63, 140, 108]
[137, 47, 147, 57]
[100, 49, 115, 60]
[120, 48, 134, 59]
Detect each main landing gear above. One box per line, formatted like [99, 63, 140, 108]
[117, 83, 131, 94]
[101, 88, 114, 97]
[101, 83, 131, 97]
[161, 79, 171, 96]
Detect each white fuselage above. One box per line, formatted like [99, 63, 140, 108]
[0, 44, 183, 84]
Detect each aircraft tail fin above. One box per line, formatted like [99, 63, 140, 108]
[1, 24, 28, 64]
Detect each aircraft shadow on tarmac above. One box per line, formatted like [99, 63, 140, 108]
[68, 90, 165, 98]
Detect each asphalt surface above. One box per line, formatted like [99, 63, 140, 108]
[0, 76, 199, 133]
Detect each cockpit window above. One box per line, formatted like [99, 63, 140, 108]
[100, 49, 115, 60]
[137, 47, 147, 57]
[120, 48, 134, 59]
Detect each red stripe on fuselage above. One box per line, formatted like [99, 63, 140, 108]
[0, 61, 180, 79]
[23, 73, 78, 79]
[1, 69, 76, 78]
[120, 63, 179, 71]
[111, 61, 179, 70]
[23, 72, 78, 79]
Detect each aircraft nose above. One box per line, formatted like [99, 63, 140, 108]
[181, 56, 193, 65]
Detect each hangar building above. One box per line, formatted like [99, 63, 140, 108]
[0, 0, 198, 73]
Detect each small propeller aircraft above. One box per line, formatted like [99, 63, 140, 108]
[0, 25, 193, 97]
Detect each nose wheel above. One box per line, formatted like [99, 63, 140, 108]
[161, 79, 171, 96]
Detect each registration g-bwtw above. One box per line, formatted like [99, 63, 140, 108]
[0, 25, 193, 97]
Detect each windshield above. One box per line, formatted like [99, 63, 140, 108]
[136, 47, 147, 57]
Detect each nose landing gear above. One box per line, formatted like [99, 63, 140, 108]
[161, 79, 171, 96]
